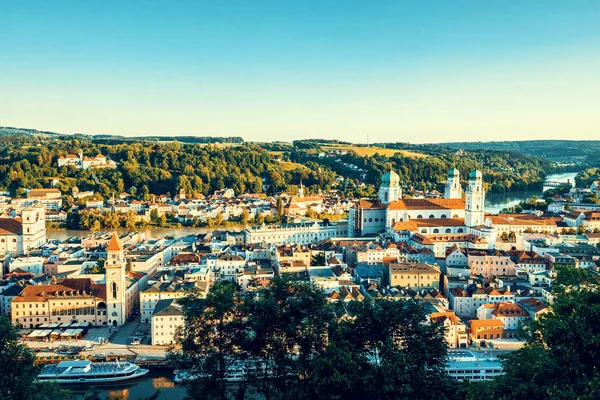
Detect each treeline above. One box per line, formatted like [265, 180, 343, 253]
[432, 140, 600, 165]
[290, 146, 551, 194]
[0, 135, 328, 199]
[169, 278, 455, 400]
[169, 268, 600, 400]
[575, 168, 600, 188]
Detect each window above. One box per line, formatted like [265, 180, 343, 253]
[112, 282, 118, 299]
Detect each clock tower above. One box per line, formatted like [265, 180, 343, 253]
[105, 232, 126, 326]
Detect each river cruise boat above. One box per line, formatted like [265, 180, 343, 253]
[38, 360, 149, 384]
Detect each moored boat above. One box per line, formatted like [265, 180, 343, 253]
[38, 360, 149, 384]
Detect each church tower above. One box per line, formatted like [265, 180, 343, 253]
[379, 170, 401, 204]
[105, 232, 126, 326]
[465, 170, 485, 227]
[444, 168, 462, 199]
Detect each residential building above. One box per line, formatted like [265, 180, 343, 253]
[151, 298, 184, 346]
[388, 262, 440, 289]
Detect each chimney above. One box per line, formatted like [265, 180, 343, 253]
[507, 285, 511, 292]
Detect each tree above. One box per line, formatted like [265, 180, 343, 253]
[215, 212, 224, 226]
[159, 214, 168, 228]
[150, 209, 159, 223]
[241, 209, 250, 226]
[484, 268, 600, 400]
[276, 196, 284, 218]
[169, 283, 247, 400]
[0, 317, 71, 400]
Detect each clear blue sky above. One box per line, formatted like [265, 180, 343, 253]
[1, 1, 599, 143]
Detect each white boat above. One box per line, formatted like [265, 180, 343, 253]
[38, 360, 149, 384]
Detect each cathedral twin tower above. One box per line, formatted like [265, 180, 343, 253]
[378, 167, 485, 228]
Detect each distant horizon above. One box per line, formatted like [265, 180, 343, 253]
[4, 124, 600, 145]
[2, 1, 599, 142]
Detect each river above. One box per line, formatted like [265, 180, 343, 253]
[70, 369, 186, 400]
[484, 172, 577, 214]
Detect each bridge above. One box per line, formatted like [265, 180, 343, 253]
[545, 179, 571, 188]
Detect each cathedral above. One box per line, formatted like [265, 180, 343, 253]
[348, 168, 495, 244]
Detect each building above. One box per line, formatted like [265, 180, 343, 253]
[388, 262, 440, 289]
[105, 233, 127, 326]
[151, 298, 184, 346]
[449, 285, 517, 319]
[469, 319, 504, 341]
[446, 350, 503, 381]
[444, 168, 462, 199]
[348, 169, 487, 239]
[467, 250, 516, 283]
[430, 310, 468, 348]
[0, 204, 46, 255]
[476, 302, 530, 338]
[8, 257, 45, 274]
[244, 221, 348, 245]
[57, 150, 116, 170]
[140, 278, 207, 323]
[11, 278, 108, 328]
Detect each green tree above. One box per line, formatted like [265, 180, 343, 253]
[276, 196, 284, 218]
[169, 283, 247, 400]
[241, 209, 250, 226]
[0, 317, 71, 400]
[485, 268, 600, 400]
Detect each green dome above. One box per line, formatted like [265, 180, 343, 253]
[381, 170, 400, 186]
[469, 170, 482, 179]
[448, 168, 459, 177]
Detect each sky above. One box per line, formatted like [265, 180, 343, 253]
[1, 1, 599, 143]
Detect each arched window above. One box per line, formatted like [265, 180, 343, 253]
[453, 214, 459, 218]
[433, 229, 440, 233]
[385, 192, 389, 202]
[429, 214, 435, 219]
[457, 228, 464, 233]
[476, 205, 480, 210]
[391, 218, 396, 225]
[445, 228, 452, 233]
[440, 214, 447, 218]
[417, 215, 423, 219]
[112, 282, 118, 299]
[421, 229, 427, 234]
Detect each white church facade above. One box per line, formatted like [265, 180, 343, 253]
[348, 168, 496, 248]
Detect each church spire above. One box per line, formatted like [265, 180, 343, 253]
[107, 232, 123, 252]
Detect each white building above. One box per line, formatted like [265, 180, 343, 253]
[0, 204, 46, 255]
[9, 257, 45, 274]
[244, 221, 348, 245]
[151, 298, 184, 346]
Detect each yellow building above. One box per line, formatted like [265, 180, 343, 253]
[388, 262, 440, 289]
[12, 278, 108, 328]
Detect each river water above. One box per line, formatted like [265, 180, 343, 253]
[70, 369, 186, 400]
[484, 172, 577, 214]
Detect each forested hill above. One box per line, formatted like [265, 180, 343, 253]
[0, 126, 243, 144]
[0, 130, 579, 199]
[429, 140, 600, 164]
